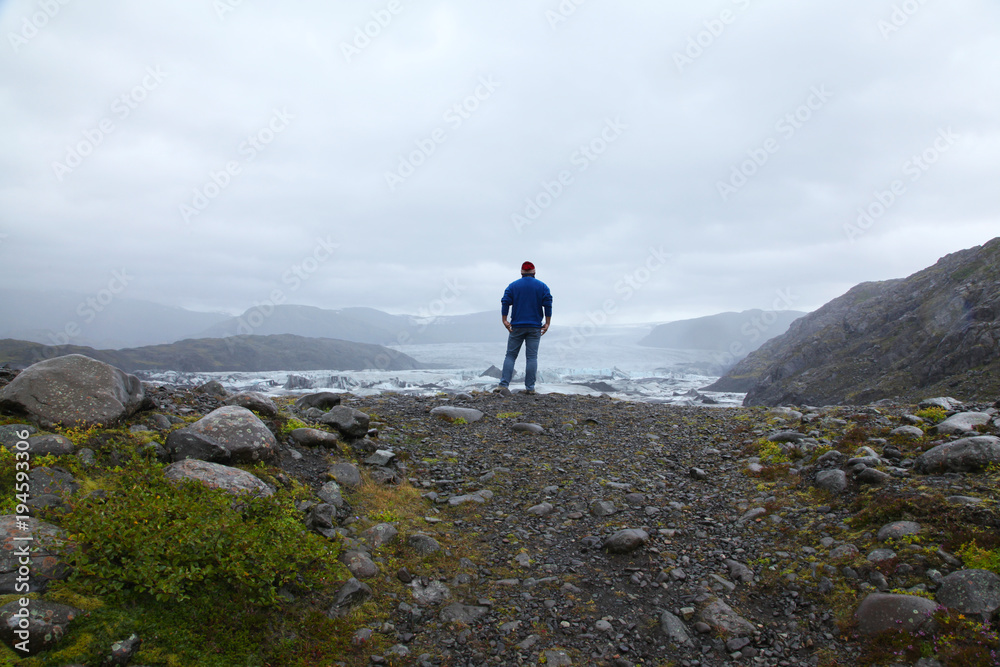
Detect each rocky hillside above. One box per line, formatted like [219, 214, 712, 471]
[0, 334, 423, 373]
[707, 238, 1000, 406]
[1, 355, 1000, 666]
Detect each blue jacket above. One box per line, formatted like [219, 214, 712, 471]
[501, 276, 553, 328]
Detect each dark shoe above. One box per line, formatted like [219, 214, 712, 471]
[493, 386, 511, 396]
[523, 389, 536, 395]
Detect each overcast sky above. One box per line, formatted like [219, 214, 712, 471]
[1, 0, 997, 326]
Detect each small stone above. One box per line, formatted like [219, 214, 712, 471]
[830, 544, 860, 559]
[411, 580, 450, 606]
[341, 551, 380, 579]
[699, 597, 755, 636]
[328, 578, 372, 617]
[815, 469, 848, 494]
[362, 523, 399, 549]
[867, 549, 897, 563]
[890, 425, 924, 440]
[603, 529, 649, 554]
[589, 500, 616, 517]
[317, 481, 344, 508]
[856, 468, 890, 485]
[408, 533, 442, 556]
[527, 502, 554, 516]
[877, 521, 921, 542]
[328, 462, 362, 487]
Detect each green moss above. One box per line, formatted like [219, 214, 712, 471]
[61, 460, 340, 606]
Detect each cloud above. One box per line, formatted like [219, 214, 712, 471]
[1, 0, 997, 326]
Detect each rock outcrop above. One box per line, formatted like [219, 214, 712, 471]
[0, 354, 147, 427]
[166, 405, 277, 463]
[707, 238, 1000, 405]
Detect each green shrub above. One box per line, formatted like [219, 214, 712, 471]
[957, 540, 1000, 574]
[757, 440, 791, 465]
[62, 463, 339, 605]
[278, 417, 309, 438]
[914, 407, 947, 424]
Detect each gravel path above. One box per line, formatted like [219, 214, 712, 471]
[326, 390, 858, 667]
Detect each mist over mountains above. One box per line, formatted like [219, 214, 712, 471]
[0, 290, 800, 365]
[0, 289, 230, 349]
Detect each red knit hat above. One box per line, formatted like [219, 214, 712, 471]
[521, 261, 535, 272]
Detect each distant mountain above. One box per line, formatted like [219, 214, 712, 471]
[0, 289, 505, 349]
[706, 238, 1000, 406]
[199, 305, 503, 345]
[0, 335, 423, 373]
[638, 309, 806, 359]
[0, 289, 230, 349]
[197, 305, 404, 345]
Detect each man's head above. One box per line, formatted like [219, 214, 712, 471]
[521, 261, 535, 276]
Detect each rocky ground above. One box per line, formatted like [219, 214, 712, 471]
[2, 361, 1000, 666]
[290, 389, 1000, 667]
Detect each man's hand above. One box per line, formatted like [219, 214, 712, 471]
[541, 317, 551, 336]
[502, 316, 512, 332]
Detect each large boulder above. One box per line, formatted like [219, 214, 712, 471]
[223, 391, 279, 418]
[854, 593, 938, 635]
[289, 428, 341, 450]
[429, 406, 484, 424]
[0, 355, 147, 428]
[933, 412, 992, 435]
[913, 436, 1000, 474]
[936, 569, 1000, 616]
[166, 406, 277, 463]
[295, 392, 342, 412]
[163, 459, 273, 498]
[319, 406, 370, 439]
[0, 516, 72, 593]
[0, 600, 84, 655]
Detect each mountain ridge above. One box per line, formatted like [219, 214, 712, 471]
[707, 237, 1000, 405]
[0, 334, 424, 373]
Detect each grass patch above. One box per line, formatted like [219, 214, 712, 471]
[61, 460, 340, 605]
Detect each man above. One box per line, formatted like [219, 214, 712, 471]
[495, 261, 552, 395]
